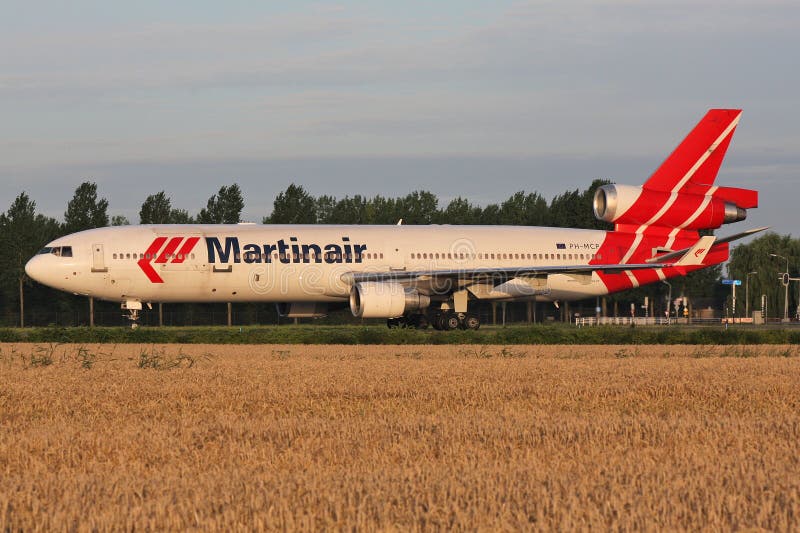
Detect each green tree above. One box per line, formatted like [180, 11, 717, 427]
[169, 209, 193, 224]
[139, 191, 193, 224]
[314, 195, 337, 224]
[0, 193, 61, 326]
[368, 196, 400, 224]
[394, 191, 438, 225]
[197, 184, 245, 224]
[265, 184, 316, 224]
[139, 191, 172, 224]
[548, 189, 581, 228]
[441, 197, 483, 225]
[479, 204, 501, 225]
[728, 233, 799, 319]
[499, 191, 549, 226]
[111, 215, 130, 226]
[64, 182, 109, 233]
[327, 195, 369, 224]
[547, 179, 611, 230]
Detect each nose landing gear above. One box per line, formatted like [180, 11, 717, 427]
[121, 300, 144, 329]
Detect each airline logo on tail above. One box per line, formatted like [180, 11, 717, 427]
[138, 236, 200, 283]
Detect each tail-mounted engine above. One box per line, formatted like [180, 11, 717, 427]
[593, 183, 756, 230]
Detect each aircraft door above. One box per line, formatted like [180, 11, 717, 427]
[92, 243, 108, 272]
[386, 245, 405, 271]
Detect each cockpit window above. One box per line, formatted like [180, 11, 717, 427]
[39, 246, 73, 257]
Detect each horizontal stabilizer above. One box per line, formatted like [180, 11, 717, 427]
[646, 227, 768, 264]
[714, 226, 770, 245]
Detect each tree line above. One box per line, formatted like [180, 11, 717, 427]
[0, 180, 796, 325]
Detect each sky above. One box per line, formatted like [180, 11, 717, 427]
[1, 0, 798, 237]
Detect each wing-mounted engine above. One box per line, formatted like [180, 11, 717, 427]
[593, 183, 755, 231]
[349, 282, 430, 318]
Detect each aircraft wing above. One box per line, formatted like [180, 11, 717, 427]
[345, 261, 677, 285]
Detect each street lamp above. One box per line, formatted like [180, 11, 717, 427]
[769, 253, 789, 322]
[661, 279, 672, 324]
[745, 271, 757, 318]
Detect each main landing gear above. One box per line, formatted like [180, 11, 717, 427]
[387, 311, 481, 331]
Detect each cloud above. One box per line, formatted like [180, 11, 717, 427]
[1, 0, 799, 237]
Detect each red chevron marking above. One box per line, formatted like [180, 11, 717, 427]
[171, 237, 200, 264]
[138, 237, 168, 283]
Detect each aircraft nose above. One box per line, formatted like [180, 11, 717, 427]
[25, 255, 46, 284]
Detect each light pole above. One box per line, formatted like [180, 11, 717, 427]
[745, 271, 757, 318]
[661, 279, 672, 324]
[769, 253, 789, 322]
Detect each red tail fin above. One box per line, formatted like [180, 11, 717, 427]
[644, 109, 741, 192]
[593, 109, 756, 236]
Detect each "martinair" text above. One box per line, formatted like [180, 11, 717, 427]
[206, 236, 367, 264]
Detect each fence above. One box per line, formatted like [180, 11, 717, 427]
[575, 316, 797, 327]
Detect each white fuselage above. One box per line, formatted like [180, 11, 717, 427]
[25, 224, 611, 304]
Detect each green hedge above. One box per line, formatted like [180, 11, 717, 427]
[1, 325, 799, 345]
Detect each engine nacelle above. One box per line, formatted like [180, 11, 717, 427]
[593, 184, 746, 230]
[349, 282, 430, 318]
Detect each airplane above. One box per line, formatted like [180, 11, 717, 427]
[25, 109, 764, 330]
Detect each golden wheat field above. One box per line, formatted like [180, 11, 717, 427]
[1, 343, 799, 531]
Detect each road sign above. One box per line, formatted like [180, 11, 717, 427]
[721, 279, 742, 286]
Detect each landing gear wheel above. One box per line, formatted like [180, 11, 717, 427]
[431, 313, 443, 331]
[442, 313, 460, 331]
[463, 313, 481, 330]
